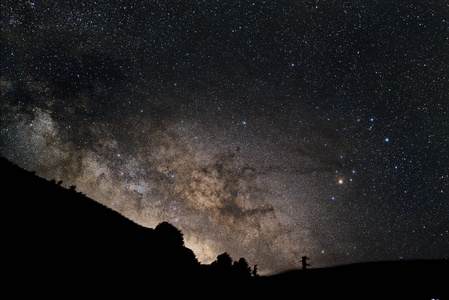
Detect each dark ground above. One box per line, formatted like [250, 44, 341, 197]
[2, 157, 447, 298]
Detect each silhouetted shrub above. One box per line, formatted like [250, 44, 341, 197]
[154, 221, 184, 248]
[212, 252, 232, 269]
[252, 264, 259, 277]
[233, 257, 252, 279]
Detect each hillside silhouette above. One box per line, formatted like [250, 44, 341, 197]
[1, 157, 254, 295]
[261, 259, 447, 299]
[2, 157, 447, 298]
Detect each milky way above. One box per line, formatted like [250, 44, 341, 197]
[2, 0, 448, 273]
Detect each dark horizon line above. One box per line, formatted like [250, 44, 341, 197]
[1, 155, 447, 275]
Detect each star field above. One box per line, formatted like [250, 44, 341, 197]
[1, 0, 448, 273]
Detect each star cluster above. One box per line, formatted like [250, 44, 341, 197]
[2, 0, 448, 273]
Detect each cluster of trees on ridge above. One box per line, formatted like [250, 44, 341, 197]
[2, 157, 257, 281]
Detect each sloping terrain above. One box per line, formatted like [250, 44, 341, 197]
[258, 259, 448, 299]
[2, 157, 199, 295]
[2, 156, 446, 298]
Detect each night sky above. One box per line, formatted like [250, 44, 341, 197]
[2, 0, 448, 273]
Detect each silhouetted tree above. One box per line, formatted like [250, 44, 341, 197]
[301, 256, 310, 270]
[252, 264, 259, 277]
[233, 257, 252, 279]
[211, 252, 233, 277]
[212, 252, 233, 268]
[147, 222, 201, 277]
[154, 221, 184, 248]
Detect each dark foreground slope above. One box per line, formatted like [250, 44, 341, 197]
[2, 157, 200, 295]
[257, 259, 448, 299]
[2, 157, 447, 298]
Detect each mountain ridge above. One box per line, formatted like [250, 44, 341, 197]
[2, 157, 447, 298]
[2, 156, 202, 294]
